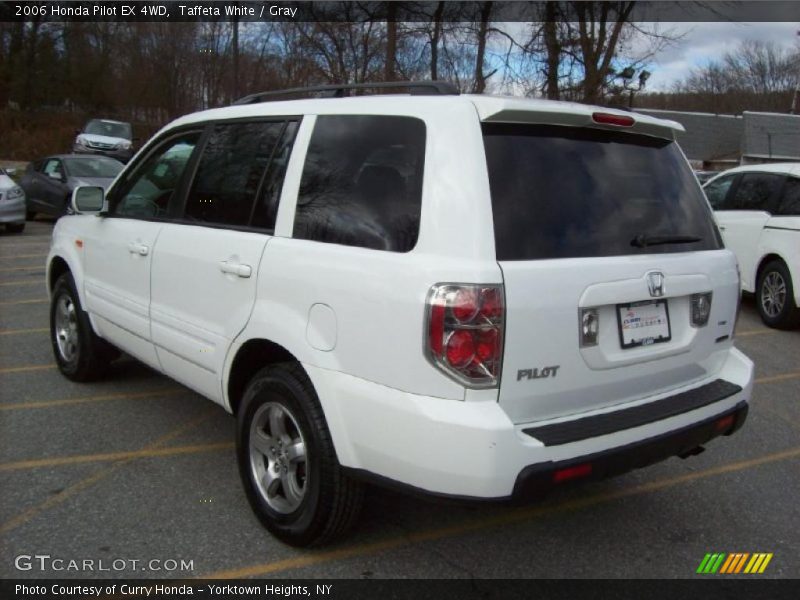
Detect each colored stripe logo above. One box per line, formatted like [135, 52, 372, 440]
[697, 552, 773, 574]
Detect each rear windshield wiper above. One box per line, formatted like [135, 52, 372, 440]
[631, 234, 702, 248]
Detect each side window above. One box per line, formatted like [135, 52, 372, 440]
[43, 159, 63, 179]
[776, 177, 800, 216]
[113, 132, 201, 219]
[184, 121, 286, 227]
[704, 175, 735, 209]
[250, 121, 298, 230]
[730, 173, 782, 211]
[293, 115, 426, 252]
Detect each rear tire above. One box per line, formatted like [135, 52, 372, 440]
[5, 223, 24, 233]
[236, 363, 364, 547]
[756, 260, 800, 329]
[50, 272, 114, 381]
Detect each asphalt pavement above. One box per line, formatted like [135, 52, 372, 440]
[1, 219, 798, 580]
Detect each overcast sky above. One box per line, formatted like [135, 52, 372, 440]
[634, 22, 800, 91]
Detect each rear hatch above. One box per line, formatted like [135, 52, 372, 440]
[481, 115, 739, 425]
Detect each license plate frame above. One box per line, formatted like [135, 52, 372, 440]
[616, 299, 672, 349]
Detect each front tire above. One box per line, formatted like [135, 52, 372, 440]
[757, 260, 800, 329]
[50, 273, 113, 381]
[236, 363, 363, 547]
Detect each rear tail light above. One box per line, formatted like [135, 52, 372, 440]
[592, 112, 635, 127]
[426, 284, 504, 388]
[690, 292, 713, 327]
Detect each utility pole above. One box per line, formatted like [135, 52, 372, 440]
[232, 16, 240, 101]
[791, 30, 800, 114]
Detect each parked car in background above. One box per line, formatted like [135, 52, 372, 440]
[703, 163, 800, 328]
[694, 170, 717, 184]
[73, 118, 135, 163]
[22, 155, 123, 219]
[0, 167, 26, 233]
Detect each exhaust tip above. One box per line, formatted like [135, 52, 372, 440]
[678, 446, 706, 459]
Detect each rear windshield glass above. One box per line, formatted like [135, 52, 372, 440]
[483, 123, 723, 260]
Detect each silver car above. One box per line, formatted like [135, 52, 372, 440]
[0, 167, 25, 233]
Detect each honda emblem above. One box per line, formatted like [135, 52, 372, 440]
[647, 271, 665, 298]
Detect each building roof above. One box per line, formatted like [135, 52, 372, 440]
[635, 109, 743, 162]
[741, 112, 800, 160]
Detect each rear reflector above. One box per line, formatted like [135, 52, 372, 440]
[715, 414, 735, 432]
[592, 112, 635, 127]
[553, 463, 593, 483]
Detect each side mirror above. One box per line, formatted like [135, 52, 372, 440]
[71, 186, 106, 215]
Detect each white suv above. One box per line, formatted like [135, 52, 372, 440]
[48, 82, 753, 546]
[703, 163, 800, 329]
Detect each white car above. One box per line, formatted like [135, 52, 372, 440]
[0, 167, 26, 233]
[47, 82, 753, 546]
[73, 119, 134, 163]
[703, 163, 800, 329]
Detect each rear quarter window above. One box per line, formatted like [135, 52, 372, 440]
[777, 177, 800, 216]
[483, 123, 723, 260]
[293, 115, 426, 252]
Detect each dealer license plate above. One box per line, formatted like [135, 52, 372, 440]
[617, 300, 671, 349]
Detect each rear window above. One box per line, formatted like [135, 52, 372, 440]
[483, 123, 723, 260]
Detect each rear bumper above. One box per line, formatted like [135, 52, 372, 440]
[512, 401, 747, 501]
[306, 346, 753, 500]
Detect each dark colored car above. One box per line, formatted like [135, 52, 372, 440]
[21, 154, 123, 219]
[73, 119, 135, 163]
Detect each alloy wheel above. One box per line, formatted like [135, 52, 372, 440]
[249, 401, 308, 514]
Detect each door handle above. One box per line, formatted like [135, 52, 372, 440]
[719, 226, 726, 231]
[219, 260, 252, 278]
[127, 242, 149, 256]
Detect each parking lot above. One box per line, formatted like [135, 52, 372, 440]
[1, 219, 798, 580]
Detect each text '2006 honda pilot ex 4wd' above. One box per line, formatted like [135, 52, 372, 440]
[48, 81, 753, 546]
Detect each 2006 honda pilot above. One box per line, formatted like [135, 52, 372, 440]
[48, 81, 753, 546]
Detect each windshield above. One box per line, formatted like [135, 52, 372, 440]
[483, 123, 723, 260]
[84, 120, 132, 140]
[64, 157, 124, 178]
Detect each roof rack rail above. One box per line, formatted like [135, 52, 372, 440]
[233, 80, 460, 105]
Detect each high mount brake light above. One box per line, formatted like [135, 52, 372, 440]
[426, 284, 505, 388]
[592, 112, 635, 127]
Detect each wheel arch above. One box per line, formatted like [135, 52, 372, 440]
[226, 337, 298, 416]
[48, 255, 71, 295]
[756, 253, 787, 287]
